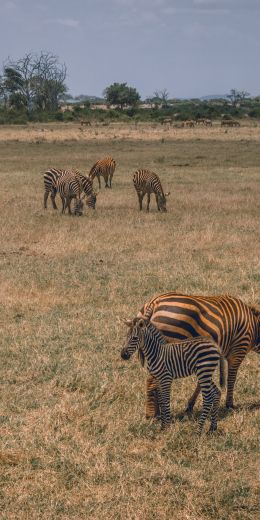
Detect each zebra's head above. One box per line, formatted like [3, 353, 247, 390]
[83, 191, 98, 209]
[73, 199, 84, 216]
[158, 192, 170, 212]
[250, 306, 260, 353]
[253, 307, 260, 352]
[121, 318, 147, 364]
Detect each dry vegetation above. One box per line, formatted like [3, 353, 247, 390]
[0, 124, 259, 519]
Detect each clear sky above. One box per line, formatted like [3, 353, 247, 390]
[0, 0, 259, 99]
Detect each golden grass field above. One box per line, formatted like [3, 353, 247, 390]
[0, 123, 259, 519]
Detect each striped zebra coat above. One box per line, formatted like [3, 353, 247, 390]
[121, 319, 223, 433]
[132, 169, 170, 212]
[137, 292, 260, 416]
[89, 156, 116, 189]
[56, 175, 84, 215]
[43, 168, 96, 210]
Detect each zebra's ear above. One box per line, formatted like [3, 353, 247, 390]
[138, 319, 146, 328]
[165, 192, 170, 197]
[123, 318, 133, 327]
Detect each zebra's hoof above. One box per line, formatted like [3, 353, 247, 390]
[184, 406, 194, 416]
[207, 426, 217, 434]
[225, 403, 235, 410]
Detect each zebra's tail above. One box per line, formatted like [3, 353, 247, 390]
[219, 354, 226, 388]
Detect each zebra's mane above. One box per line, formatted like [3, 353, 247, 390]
[147, 322, 168, 345]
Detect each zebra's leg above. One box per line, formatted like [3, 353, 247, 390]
[155, 194, 160, 211]
[50, 189, 58, 210]
[146, 193, 151, 212]
[225, 352, 246, 409]
[145, 375, 160, 419]
[196, 380, 213, 435]
[208, 383, 221, 433]
[61, 195, 66, 214]
[157, 379, 172, 430]
[138, 192, 144, 211]
[67, 197, 72, 215]
[185, 383, 201, 414]
[44, 190, 49, 209]
[104, 173, 109, 188]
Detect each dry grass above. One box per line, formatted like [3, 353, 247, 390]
[0, 124, 259, 519]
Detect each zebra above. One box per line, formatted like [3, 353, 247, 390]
[137, 292, 260, 418]
[132, 169, 170, 212]
[56, 175, 84, 215]
[43, 168, 96, 210]
[121, 319, 223, 434]
[89, 156, 116, 189]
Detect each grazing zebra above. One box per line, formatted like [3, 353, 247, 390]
[89, 156, 116, 189]
[121, 319, 223, 433]
[56, 175, 84, 215]
[137, 292, 260, 418]
[43, 168, 96, 210]
[133, 169, 170, 212]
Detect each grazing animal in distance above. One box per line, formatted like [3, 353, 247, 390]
[137, 292, 260, 418]
[221, 120, 240, 127]
[89, 156, 116, 189]
[133, 169, 170, 212]
[121, 319, 223, 434]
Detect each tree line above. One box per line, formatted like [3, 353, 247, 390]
[0, 52, 259, 123]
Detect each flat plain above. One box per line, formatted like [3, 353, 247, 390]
[0, 122, 259, 519]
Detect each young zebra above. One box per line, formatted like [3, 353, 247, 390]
[56, 175, 84, 215]
[89, 156, 116, 189]
[133, 169, 170, 212]
[43, 168, 96, 210]
[121, 319, 224, 434]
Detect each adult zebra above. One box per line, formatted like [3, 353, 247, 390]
[133, 169, 170, 212]
[89, 156, 116, 189]
[56, 175, 84, 215]
[43, 168, 96, 210]
[136, 292, 260, 417]
[121, 319, 223, 433]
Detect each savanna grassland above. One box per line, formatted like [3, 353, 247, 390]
[0, 122, 259, 520]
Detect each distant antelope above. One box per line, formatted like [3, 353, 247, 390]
[184, 120, 195, 128]
[80, 120, 91, 127]
[221, 120, 240, 127]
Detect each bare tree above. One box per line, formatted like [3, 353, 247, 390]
[154, 89, 170, 108]
[227, 89, 250, 107]
[2, 52, 67, 112]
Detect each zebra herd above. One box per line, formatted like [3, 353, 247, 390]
[43, 156, 170, 214]
[121, 292, 260, 434]
[42, 157, 259, 436]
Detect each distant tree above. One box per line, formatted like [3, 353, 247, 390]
[2, 52, 67, 112]
[227, 89, 250, 107]
[103, 82, 140, 109]
[154, 89, 170, 108]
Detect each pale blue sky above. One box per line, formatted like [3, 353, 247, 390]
[0, 0, 259, 98]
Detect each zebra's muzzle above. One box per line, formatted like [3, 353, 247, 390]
[121, 349, 131, 360]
